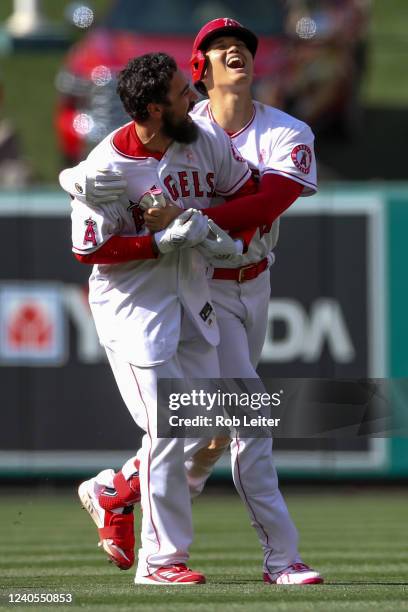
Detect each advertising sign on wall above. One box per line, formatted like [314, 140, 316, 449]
[0, 191, 392, 476]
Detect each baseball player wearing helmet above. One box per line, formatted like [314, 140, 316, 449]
[143, 18, 323, 585]
[61, 52, 263, 586]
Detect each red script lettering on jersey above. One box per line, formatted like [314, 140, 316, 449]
[163, 171, 216, 201]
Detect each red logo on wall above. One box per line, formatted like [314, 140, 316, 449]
[0, 284, 66, 365]
[8, 302, 52, 349]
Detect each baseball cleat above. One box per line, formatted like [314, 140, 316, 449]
[78, 476, 135, 570]
[135, 564, 206, 585]
[263, 562, 324, 585]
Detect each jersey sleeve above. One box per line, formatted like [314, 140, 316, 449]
[213, 129, 252, 197]
[71, 198, 123, 255]
[264, 123, 317, 196]
[202, 173, 302, 232]
[59, 139, 119, 202]
[59, 161, 89, 201]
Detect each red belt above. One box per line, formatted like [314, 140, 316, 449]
[212, 257, 268, 283]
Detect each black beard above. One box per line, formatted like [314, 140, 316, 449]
[161, 111, 199, 144]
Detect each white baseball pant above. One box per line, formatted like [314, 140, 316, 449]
[186, 268, 300, 573]
[105, 310, 219, 577]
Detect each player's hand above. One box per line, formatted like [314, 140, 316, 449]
[196, 219, 242, 260]
[59, 166, 126, 205]
[144, 205, 183, 232]
[83, 169, 127, 205]
[154, 209, 209, 254]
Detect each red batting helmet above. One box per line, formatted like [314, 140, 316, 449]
[190, 18, 258, 92]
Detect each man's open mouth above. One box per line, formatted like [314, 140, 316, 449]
[226, 56, 245, 69]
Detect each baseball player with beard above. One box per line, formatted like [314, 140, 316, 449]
[60, 52, 260, 586]
[64, 24, 323, 585]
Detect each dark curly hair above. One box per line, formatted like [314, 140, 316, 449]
[116, 52, 178, 123]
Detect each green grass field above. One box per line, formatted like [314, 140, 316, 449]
[0, 488, 407, 611]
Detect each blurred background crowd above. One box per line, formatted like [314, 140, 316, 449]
[0, 0, 407, 187]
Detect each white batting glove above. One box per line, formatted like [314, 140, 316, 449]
[154, 209, 209, 254]
[196, 219, 243, 260]
[59, 166, 127, 205]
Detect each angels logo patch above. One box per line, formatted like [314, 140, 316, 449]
[291, 144, 312, 175]
[83, 217, 97, 246]
[224, 18, 241, 27]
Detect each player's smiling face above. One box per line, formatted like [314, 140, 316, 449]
[203, 35, 253, 91]
[161, 69, 199, 143]
[166, 70, 197, 119]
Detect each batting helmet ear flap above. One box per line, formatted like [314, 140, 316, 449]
[190, 48, 208, 94]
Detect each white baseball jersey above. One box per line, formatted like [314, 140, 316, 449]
[69, 117, 251, 366]
[191, 100, 317, 268]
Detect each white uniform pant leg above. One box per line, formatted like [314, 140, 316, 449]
[178, 313, 222, 496]
[209, 272, 271, 377]
[241, 269, 271, 368]
[105, 347, 193, 576]
[209, 275, 300, 572]
[230, 436, 299, 573]
[177, 312, 220, 379]
[184, 280, 258, 495]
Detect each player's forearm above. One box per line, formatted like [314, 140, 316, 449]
[74, 235, 158, 264]
[203, 174, 303, 232]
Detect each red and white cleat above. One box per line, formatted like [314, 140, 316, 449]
[263, 562, 324, 585]
[135, 564, 206, 585]
[78, 476, 135, 570]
